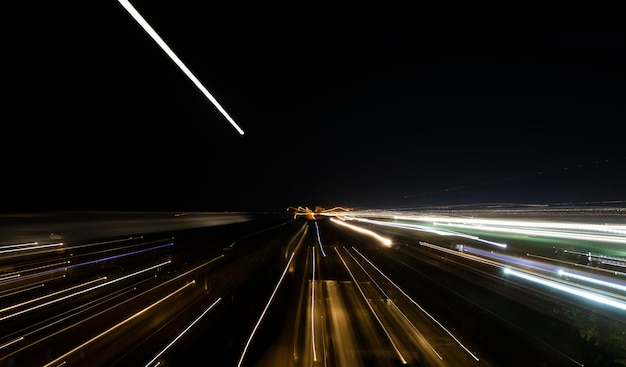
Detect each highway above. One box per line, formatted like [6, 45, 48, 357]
[1, 208, 625, 366]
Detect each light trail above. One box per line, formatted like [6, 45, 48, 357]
[0, 261, 69, 282]
[63, 242, 173, 270]
[0, 337, 23, 351]
[314, 221, 326, 257]
[557, 269, 626, 293]
[237, 251, 296, 367]
[0, 261, 170, 322]
[144, 297, 221, 367]
[117, 0, 245, 135]
[0, 277, 106, 314]
[398, 215, 626, 244]
[43, 281, 196, 367]
[330, 218, 392, 247]
[0, 242, 62, 254]
[504, 268, 626, 311]
[1, 256, 224, 361]
[1, 281, 144, 353]
[351, 217, 507, 248]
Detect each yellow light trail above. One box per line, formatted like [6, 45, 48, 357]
[43, 281, 195, 367]
[330, 218, 392, 246]
[117, 0, 245, 135]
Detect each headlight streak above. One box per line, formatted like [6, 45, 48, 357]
[0, 261, 170, 322]
[116, 0, 245, 136]
[237, 251, 296, 367]
[351, 247, 480, 361]
[42, 281, 196, 367]
[330, 218, 392, 247]
[333, 247, 408, 365]
[503, 268, 626, 311]
[144, 297, 222, 367]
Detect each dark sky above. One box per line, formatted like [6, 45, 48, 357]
[4, 1, 626, 213]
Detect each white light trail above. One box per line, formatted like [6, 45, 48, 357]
[144, 298, 221, 367]
[117, 0, 245, 135]
[558, 270, 626, 293]
[504, 268, 626, 311]
[237, 252, 296, 367]
[0, 242, 62, 254]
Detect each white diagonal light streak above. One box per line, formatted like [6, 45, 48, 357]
[117, 0, 245, 135]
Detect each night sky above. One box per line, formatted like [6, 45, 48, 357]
[4, 1, 626, 213]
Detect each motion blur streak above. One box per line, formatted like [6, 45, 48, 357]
[558, 269, 626, 293]
[237, 252, 296, 367]
[116, 0, 246, 135]
[42, 281, 196, 367]
[402, 215, 626, 244]
[0, 277, 106, 314]
[0, 261, 69, 283]
[0, 261, 170, 322]
[352, 247, 480, 361]
[144, 297, 222, 367]
[0, 242, 62, 254]
[503, 268, 626, 311]
[330, 218, 392, 246]
[334, 247, 408, 365]
[314, 221, 326, 257]
[0, 337, 23, 351]
[356, 217, 507, 248]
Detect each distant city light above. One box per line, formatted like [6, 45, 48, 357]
[117, 0, 245, 135]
